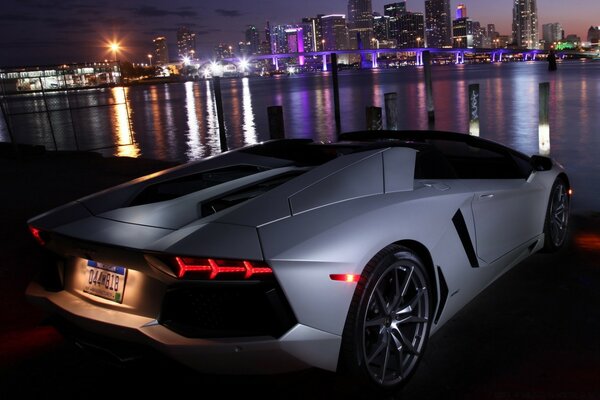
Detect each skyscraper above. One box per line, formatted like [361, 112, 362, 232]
[455, 4, 467, 19]
[397, 12, 425, 48]
[245, 25, 260, 55]
[384, 2, 406, 41]
[512, 0, 538, 49]
[425, 0, 452, 48]
[153, 36, 169, 65]
[588, 26, 600, 45]
[347, 0, 374, 49]
[321, 14, 348, 51]
[177, 26, 196, 59]
[542, 23, 563, 48]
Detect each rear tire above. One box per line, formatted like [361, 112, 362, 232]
[339, 245, 432, 392]
[542, 177, 570, 252]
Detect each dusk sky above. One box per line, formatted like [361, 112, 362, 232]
[0, 0, 598, 67]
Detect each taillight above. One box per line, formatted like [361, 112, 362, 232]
[174, 257, 272, 280]
[29, 225, 46, 246]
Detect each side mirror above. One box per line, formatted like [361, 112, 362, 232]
[530, 155, 553, 171]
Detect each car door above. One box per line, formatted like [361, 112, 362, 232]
[434, 139, 544, 264]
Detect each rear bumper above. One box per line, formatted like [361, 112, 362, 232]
[26, 281, 341, 374]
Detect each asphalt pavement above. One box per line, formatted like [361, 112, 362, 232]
[1, 146, 599, 399]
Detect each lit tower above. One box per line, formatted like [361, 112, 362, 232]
[177, 26, 196, 59]
[347, 0, 374, 49]
[153, 36, 169, 65]
[245, 25, 260, 55]
[456, 4, 467, 19]
[425, 0, 452, 48]
[512, 0, 538, 49]
[321, 14, 348, 51]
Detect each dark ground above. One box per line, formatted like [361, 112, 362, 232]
[1, 147, 599, 399]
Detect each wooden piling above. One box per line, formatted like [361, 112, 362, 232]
[539, 82, 550, 155]
[331, 53, 342, 138]
[468, 84, 480, 136]
[267, 106, 285, 140]
[423, 51, 435, 125]
[366, 106, 383, 130]
[212, 76, 228, 152]
[384, 92, 399, 130]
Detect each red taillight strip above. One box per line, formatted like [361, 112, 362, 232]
[28, 225, 45, 246]
[174, 257, 272, 280]
[330, 274, 360, 283]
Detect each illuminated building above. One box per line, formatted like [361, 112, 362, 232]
[285, 27, 305, 53]
[397, 12, 424, 48]
[452, 5, 473, 49]
[542, 23, 563, 48]
[347, 0, 374, 49]
[456, 4, 467, 20]
[588, 26, 600, 46]
[270, 24, 293, 53]
[245, 25, 260, 55]
[373, 15, 390, 41]
[177, 26, 196, 59]
[512, 0, 538, 49]
[321, 14, 348, 51]
[302, 16, 323, 52]
[384, 2, 406, 41]
[452, 16, 474, 48]
[425, 0, 452, 48]
[153, 36, 169, 65]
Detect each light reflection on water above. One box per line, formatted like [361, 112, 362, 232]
[1, 62, 599, 211]
[110, 87, 140, 158]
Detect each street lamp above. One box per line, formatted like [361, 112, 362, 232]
[371, 37, 379, 49]
[321, 39, 325, 50]
[457, 37, 462, 48]
[416, 37, 421, 48]
[108, 41, 120, 61]
[147, 54, 153, 66]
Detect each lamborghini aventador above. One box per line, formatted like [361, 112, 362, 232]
[26, 130, 570, 391]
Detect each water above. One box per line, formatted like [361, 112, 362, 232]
[1, 61, 599, 211]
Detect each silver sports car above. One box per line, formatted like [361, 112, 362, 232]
[26, 130, 570, 391]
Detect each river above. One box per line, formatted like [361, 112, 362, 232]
[1, 60, 599, 211]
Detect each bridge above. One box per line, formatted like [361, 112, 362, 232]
[219, 47, 598, 71]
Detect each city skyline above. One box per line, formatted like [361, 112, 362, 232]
[0, 0, 598, 66]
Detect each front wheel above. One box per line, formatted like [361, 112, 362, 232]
[542, 177, 570, 252]
[339, 245, 432, 391]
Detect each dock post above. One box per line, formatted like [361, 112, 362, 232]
[423, 51, 435, 125]
[331, 53, 342, 138]
[267, 106, 285, 140]
[366, 106, 383, 130]
[384, 92, 399, 130]
[468, 84, 480, 136]
[539, 82, 550, 155]
[213, 76, 228, 152]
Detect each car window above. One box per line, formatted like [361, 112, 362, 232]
[430, 139, 526, 179]
[414, 148, 458, 179]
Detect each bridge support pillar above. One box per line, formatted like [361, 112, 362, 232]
[322, 54, 328, 71]
[372, 52, 378, 68]
[273, 57, 279, 70]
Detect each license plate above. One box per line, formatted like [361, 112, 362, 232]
[83, 260, 127, 303]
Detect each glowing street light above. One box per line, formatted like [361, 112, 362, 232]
[371, 38, 380, 49]
[108, 41, 120, 61]
[416, 37, 422, 48]
[147, 53, 153, 66]
[239, 58, 249, 72]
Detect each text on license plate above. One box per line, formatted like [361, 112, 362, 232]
[83, 260, 127, 303]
